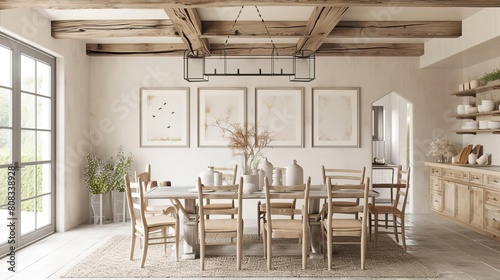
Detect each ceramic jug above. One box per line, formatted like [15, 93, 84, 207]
[286, 160, 303, 185]
[199, 166, 215, 186]
[260, 157, 274, 184]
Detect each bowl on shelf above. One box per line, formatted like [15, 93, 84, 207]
[457, 105, 465, 114]
[482, 100, 495, 112]
[464, 121, 479, 130]
[479, 121, 489, 129]
[488, 121, 500, 129]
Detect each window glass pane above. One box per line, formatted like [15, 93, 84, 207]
[36, 195, 51, 229]
[21, 199, 36, 235]
[21, 55, 36, 93]
[0, 46, 12, 88]
[37, 96, 51, 130]
[0, 205, 8, 245]
[37, 131, 51, 161]
[0, 129, 11, 164]
[21, 130, 35, 162]
[37, 61, 51, 97]
[36, 164, 51, 195]
[21, 92, 36, 129]
[0, 88, 12, 127]
[21, 165, 35, 199]
[0, 168, 10, 205]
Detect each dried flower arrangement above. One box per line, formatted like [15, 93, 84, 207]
[212, 118, 274, 175]
[427, 138, 459, 162]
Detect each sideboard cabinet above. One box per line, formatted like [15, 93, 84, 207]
[426, 162, 500, 240]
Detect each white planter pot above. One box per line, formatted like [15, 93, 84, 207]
[242, 174, 258, 194]
[112, 190, 127, 223]
[90, 193, 111, 225]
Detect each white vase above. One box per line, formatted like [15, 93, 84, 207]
[199, 166, 215, 186]
[272, 169, 283, 186]
[242, 174, 258, 194]
[286, 159, 303, 185]
[260, 157, 274, 184]
[258, 169, 265, 190]
[468, 153, 477, 164]
[214, 171, 222, 186]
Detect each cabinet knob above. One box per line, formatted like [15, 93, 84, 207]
[494, 179, 499, 183]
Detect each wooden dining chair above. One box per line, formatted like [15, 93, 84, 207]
[262, 176, 310, 270]
[257, 167, 296, 239]
[197, 176, 244, 271]
[369, 167, 411, 250]
[136, 164, 172, 214]
[317, 166, 366, 220]
[124, 175, 179, 268]
[204, 165, 238, 219]
[322, 177, 370, 270]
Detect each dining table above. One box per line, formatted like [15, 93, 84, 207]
[145, 184, 379, 259]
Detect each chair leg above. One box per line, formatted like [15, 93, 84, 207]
[368, 212, 372, 241]
[266, 224, 272, 270]
[175, 224, 180, 262]
[162, 228, 167, 255]
[374, 211, 379, 245]
[361, 228, 366, 270]
[130, 230, 136, 260]
[400, 215, 407, 251]
[237, 223, 242, 270]
[200, 230, 205, 271]
[302, 227, 309, 270]
[393, 215, 399, 243]
[262, 222, 267, 259]
[257, 203, 261, 239]
[140, 234, 149, 268]
[385, 213, 389, 228]
[327, 227, 332, 271]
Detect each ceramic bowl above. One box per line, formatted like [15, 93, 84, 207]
[477, 157, 488, 165]
[488, 121, 500, 129]
[464, 121, 479, 130]
[479, 121, 489, 129]
[482, 103, 495, 112]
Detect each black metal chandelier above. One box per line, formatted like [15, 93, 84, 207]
[183, 6, 315, 82]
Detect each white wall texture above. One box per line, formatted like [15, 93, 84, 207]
[89, 56, 460, 216]
[0, 9, 90, 231]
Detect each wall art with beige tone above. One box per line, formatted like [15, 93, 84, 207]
[197, 87, 247, 147]
[255, 88, 304, 147]
[312, 87, 360, 147]
[140, 87, 189, 147]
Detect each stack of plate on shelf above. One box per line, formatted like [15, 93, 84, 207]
[488, 121, 500, 129]
[482, 100, 495, 112]
[463, 120, 479, 130]
[479, 121, 490, 130]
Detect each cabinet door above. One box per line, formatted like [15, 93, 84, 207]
[443, 180, 456, 217]
[455, 183, 470, 222]
[484, 205, 500, 236]
[470, 186, 484, 227]
[430, 191, 443, 212]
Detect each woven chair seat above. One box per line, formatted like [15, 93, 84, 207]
[268, 219, 302, 232]
[205, 219, 238, 232]
[330, 219, 362, 231]
[135, 215, 176, 228]
[204, 203, 233, 209]
[259, 202, 294, 211]
[369, 205, 402, 215]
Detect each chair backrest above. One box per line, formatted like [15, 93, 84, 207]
[326, 177, 370, 221]
[135, 163, 151, 185]
[197, 176, 243, 221]
[124, 175, 147, 229]
[322, 165, 365, 186]
[394, 167, 411, 212]
[214, 164, 238, 185]
[264, 176, 311, 228]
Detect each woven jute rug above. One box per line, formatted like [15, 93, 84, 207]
[61, 234, 438, 278]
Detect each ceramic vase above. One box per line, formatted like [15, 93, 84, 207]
[286, 160, 303, 185]
[258, 169, 265, 190]
[272, 169, 283, 186]
[199, 166, 215, 186]
[242, 174, 258, 194]
[468, 154, 477, 164]
[214, 171, 222, 185]
[260, 157, 274, 184]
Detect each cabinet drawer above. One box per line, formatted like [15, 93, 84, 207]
[430, 192, 443, 212]
[430, 178, 441, 192]
[485, 190, 500, 207]
[484, 205, 500, 235]
[485, 175, 500, 188]
[430, 167, 442, 177]
[469, 172, 483, 185]
[442, 169, 469, 182]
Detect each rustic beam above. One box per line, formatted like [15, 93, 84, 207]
[330, 21, 462, 38]
[316, 43, 424, 56]
[52, 20, 177, 39]
[210, 43, 297, 55]
[86, 43, 186, 56]
[297, 6, 348, 53]
[202, 21, 307, 38]
[2, 1, 500, 9]
[165, 8, 210, 55]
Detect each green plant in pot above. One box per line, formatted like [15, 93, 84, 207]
[111, 146, 134, 192]
[481, 68, 500, 84]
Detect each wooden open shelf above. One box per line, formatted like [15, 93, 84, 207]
[450, 110, 500, 119]
[453, 129, 500, 135]
[451, 82, 500, 97]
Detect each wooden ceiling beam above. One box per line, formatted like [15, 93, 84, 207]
[164, 8, 210, 55]
[330, 21, 462, 38]
[3, 1, 500, 9]
[86, 43, 186, 56]
[316, 43, 424, 56]
[202, 21, 307, 38]
[297, 6, 349, 53]
[52, 20, 177, 39]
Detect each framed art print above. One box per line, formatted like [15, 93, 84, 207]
[312, 87, 360, 147]
[198, 87, 247, 147]
[140, 87, 189, 147]
[255, 87, 304, 147]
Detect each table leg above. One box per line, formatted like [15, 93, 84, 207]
[181, 198, 198, 259]
[309, 197, 323, 259]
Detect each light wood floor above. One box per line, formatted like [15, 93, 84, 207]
[0, 214, 499, 280]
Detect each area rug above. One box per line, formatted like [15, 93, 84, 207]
[61, 234, 438, 278]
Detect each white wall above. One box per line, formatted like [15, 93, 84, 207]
[90, 56, 460, 215]
[0, 9, 90, 231]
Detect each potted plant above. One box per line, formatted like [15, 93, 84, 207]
[110, 146, 133, 223]
[84, 146, 133, 224]
[212, 118, 274, 193]
[480, 68, 500, 85]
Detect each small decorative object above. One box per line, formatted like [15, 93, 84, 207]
[286, 160, 303, 185]
[470, 80, 479, 89]
[199, 166, 215, 186]
[480, 68, 500, 84]
[468, 153, 477, 165]
[272, 169, 283, 186]
[242, 174, 258, 194]
[214, 171, 222, 186]
[477, 153, 490, 165]
[260, 157, 274, 183]
[211, 118, 274, 175]
[427, 138, 460, 163]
